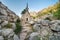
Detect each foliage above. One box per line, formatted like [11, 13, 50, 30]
[53, 10, 60, 19]
[4, 23, 12, 28]
[44, 17, 52, 21]
[53, 3, 60, 20]
[32, 16, 36, 19]
[16, 18, 20, 23]
[21, 9, 26, 14]
[14, 18, 22, 34]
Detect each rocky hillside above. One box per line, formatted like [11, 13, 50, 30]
[0, 2, 21, 40]
[0, 2, 18, 22]
[0, 1, 60, 40]
[27, 19, 60, 40]
[32, 2, 60, 20]
[21, 2, 60, 40]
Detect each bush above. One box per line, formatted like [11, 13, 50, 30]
[21, 9, 26, 14]
[53, 10, 60, 20]
[44, 17, 51, 21]
[14, 18, 22, 34]
[14, 23, 22, 34]
[4, 23, 12, 28]
[53, 3, 60, 20]
[16, 18, 20, 23]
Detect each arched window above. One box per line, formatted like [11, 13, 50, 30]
[26, 18, 28, 21]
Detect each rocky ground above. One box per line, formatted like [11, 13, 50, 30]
[27, 19, 60, 40]
[0, 20, 20, 40]
[0, 1, 60, 40]
[0, 2, 20, 40]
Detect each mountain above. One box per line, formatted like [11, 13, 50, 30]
[33, 2, 60, 19]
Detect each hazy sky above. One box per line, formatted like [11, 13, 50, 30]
[0, 0, 58, 17]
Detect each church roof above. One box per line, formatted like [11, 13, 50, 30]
[21, 3, 29, 14]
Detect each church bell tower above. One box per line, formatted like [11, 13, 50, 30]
[21, 3, 32, 26]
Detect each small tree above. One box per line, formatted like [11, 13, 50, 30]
[21, 9, 26, 14]
[14, 18, 22, 34]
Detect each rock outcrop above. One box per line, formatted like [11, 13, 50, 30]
[0, 2, 18, 22]
[28, 20, 60, 40]
[0, 2, 20, 40]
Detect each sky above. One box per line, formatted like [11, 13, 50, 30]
[0, 0, 58, 17]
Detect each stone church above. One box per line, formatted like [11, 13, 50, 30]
[21, 3, 33, 26]
[20, 3, 33, 40]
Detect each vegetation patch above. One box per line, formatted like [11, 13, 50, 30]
[14, 18, 22, 34]
[4, 22, 12, 28]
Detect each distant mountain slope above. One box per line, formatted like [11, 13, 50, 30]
[33, 2, 60, 19]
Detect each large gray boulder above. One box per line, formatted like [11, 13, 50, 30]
[29, 32, 40, 40]
[2, 28, 14, 37]
[41, 29, 49, 37]
[33, 24, 41, 31]
[0, 8, 7, 16]
[40, 27, 52, 37]
[0, 36, 4, 40]
[1, 21, 8, 27]
[13, 34, 20, 40]
[37, 19, 42, 24]
[49, 35, 60, 40]
[1, 28, 14, 40]
[40, 20, 50, 26]
[50, 20, 60, 31]
[10, 23, 16, 30]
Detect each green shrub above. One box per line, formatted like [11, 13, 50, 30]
[16, 18, 20, 23]
[53, 3, 60, 20]
[4, 23, 12, 28]
[14, 18, 22, 34]
[14, 23, 22, 34]
[44, 17, 51, 21]
[53, 10, 60, 20]
[21, 9, 26, 14]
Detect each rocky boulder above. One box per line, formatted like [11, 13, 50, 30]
[50, 20, 60, 32]
[29, 20, 60, 40]
[0, 36, 4, 40]
[33, 24, 41, 31]
[2, 28, 14, 37]
[1, 21, 8, 27]
[13, 34, 20, 40]
[10, 23, 16, 30]
[29, 32, 40, 40]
